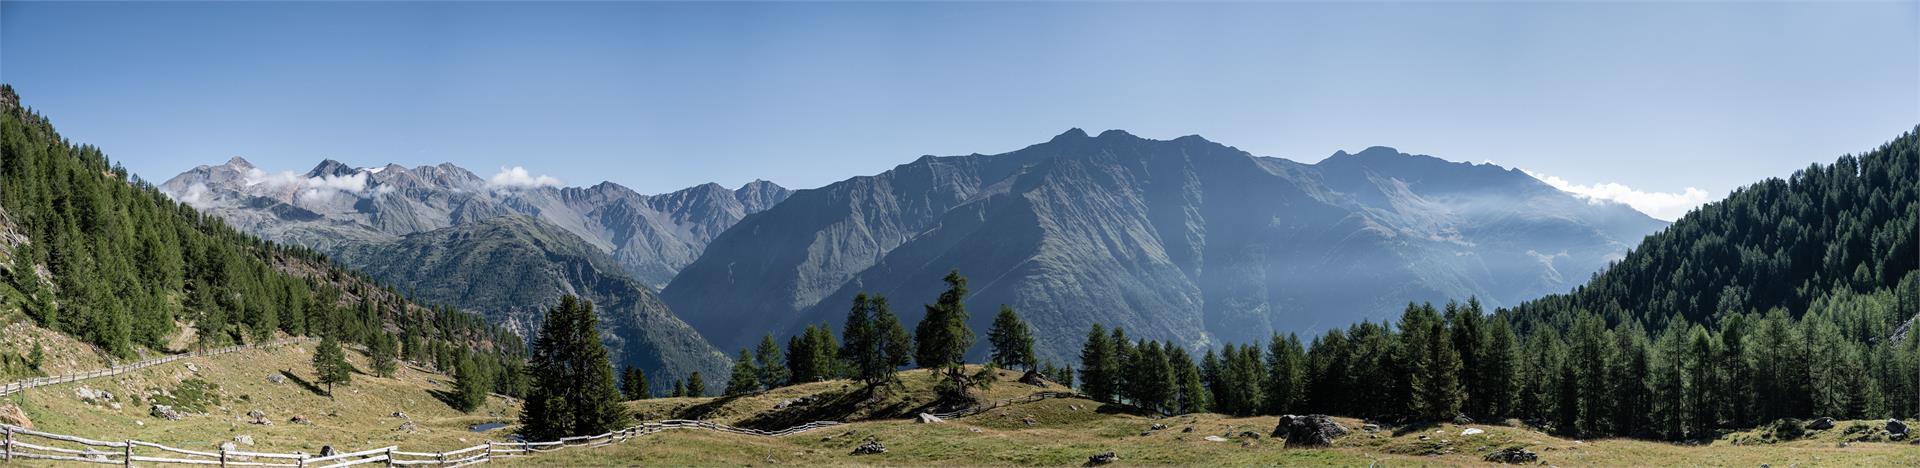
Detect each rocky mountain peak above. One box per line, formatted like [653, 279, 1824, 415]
[224, 156, 256, 170]
[306, 159, 357, 178]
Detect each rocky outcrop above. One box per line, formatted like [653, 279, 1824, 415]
[1273, 414, 1347, 447]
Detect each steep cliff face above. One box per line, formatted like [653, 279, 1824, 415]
[665, 129, 1666, 362]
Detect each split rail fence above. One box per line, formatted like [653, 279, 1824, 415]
[0, 339, 315, 398]
[1, 339, 1092, 466]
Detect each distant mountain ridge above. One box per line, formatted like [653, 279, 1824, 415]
[160, 158, 786, 388]
[331, 215, 730, 391]
[663, 129, 1669, 363]
[160, 159, 790, 286]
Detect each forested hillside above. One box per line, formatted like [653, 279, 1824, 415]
[0, 85, 526, 394]
[1067, 127, 1919, 440]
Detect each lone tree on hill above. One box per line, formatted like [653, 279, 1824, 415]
[519, 296, 628, 441]
[312, 333, 352, 398]
[915, 270, 982, 400]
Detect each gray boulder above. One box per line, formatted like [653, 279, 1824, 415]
[267, 374, 287, 384]
[1273, 414, 1347, 447]
[149, 404, 183, 421]
[1018, 370, 1051, 387]
[1484, 447, 1539, 464]
[851, 438, 886, 455]
[1086, 452, 1118, 466]
[1889, 419, 1909, 438]
[1808, 417, 1835, 430]
[916, 413, 944, 424]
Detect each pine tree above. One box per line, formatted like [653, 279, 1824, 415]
[841, 293, 883, 386]
[726, 348, 761, 396]
[519, 296, 628, 441]
[914, 270, 977, 399]
[453, 355, 489, 412]
[1482, 317, 1519, 418]
[312, 333, 351, 398]
[1263, 333, 1305, 415]
[755, 334, 788, 389]
[873, 296, 913, 385]
[370, 333, 398, 378]
[987, 305, 1036, 370]
[671, 380, 686, 397]
[1079, 324, 1113, 401]
[686, 371, 706, 397]
[620, 366, 649, 400]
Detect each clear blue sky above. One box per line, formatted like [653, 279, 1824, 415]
[3, 1, 1914, 219]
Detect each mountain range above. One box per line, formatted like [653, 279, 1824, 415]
[662, 129, 1667, 363]
[159, 159, 786, 388]
[160, 157, 789, 287]
[164, 129, 1667, 369]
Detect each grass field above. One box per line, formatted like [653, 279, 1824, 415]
[4, 339, 516, 457]
[6, 337, 1920, 466]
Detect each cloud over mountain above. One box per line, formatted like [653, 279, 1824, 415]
[1522, 169, 1711, 221]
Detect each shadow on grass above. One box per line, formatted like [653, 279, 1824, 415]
[279, 370, 329, 398]
[427, 388, 466, 412]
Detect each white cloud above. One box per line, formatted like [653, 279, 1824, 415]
[487, 166, 563, 189]
[1522, 169, 1711, 221]
[244, 168, 371, 192]
[173, 183, 215, 209]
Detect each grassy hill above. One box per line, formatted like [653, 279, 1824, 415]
[2, 330, 516, 456]
[7, 341, 1919, 466]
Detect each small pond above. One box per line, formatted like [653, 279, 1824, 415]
[468, 422, 508, 432]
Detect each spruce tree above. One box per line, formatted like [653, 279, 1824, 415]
[519, 296, 628, 441]
[987, 305, 1036, 371]
[686, 371, 706, 397]
[621, 366, 650, 400]
[914, 270, 977, 399]
[453, 355, 489, 412]
[671, 380, 686, 397]
[841, 293, 882, 386]
[312, 333, 351, 398]
[1263, 333, 1305, 415]
[370, 333, 398, 378]
[755, 334, 788, 389]
[873, 296, 914, 385]
[1079, 324, 1113, 401]
[726, 348, 761, 396]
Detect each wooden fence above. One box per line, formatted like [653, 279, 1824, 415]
[1, 337, 1095, 466]
[0, 390, 1095, 466]
[0, 338, 316, 398]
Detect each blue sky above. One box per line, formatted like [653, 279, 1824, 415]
[3, 1, 1915, 220]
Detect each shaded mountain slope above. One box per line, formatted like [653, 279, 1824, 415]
[332, 215, 729, 391]
[666, 129, 1666, 362]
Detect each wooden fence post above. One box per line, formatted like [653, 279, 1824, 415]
[4, 425, 12, 462]
[220, 447, 228, 467]
[123, 440, 133, 467]
[386, 447, 395, 467]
